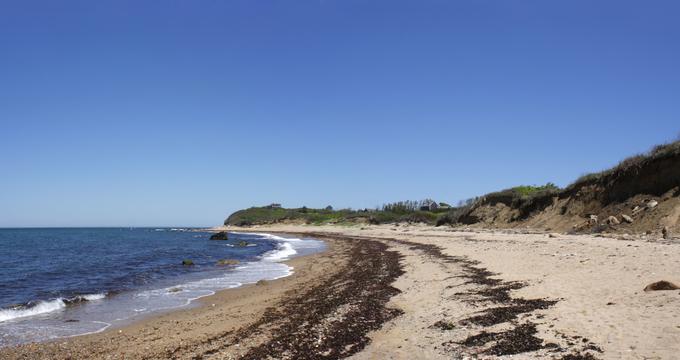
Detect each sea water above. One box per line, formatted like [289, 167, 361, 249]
[0, 228, 324, 346]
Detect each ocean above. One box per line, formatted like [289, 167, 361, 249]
[0, 228, 325, 346]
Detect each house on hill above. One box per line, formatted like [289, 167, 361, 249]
[267, 203, 282, 209]
[420, 200, 439, 211]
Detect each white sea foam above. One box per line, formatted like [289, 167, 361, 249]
[262, 242, 297, 261]
[81, 293, 106, 301]
[0, 292, 106, 323]
[64, 321, 111, 338]
[0, 299, 66, 323]
[240, 232, 324, 262]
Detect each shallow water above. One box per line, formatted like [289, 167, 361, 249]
[0, 228, 324, 346]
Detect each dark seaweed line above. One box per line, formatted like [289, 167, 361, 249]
[313, 233, 602, 359]
[174, 234, 404, 360]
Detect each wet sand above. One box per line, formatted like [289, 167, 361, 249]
[2, 225, 680, 359]
[0, 233, 405, 360]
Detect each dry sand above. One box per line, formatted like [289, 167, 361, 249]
[2, 224, 679, 359]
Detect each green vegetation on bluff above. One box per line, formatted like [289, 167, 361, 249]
[225, 200, 448, 226]
[568, 140, 680, 190]
[226, 206, 356, 226]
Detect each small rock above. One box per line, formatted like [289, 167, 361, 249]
[182, 259, 194, 266]
[588, 214, 598, 225]
[235, 240, 249, 247]
[256, 280, 268, 286]
[548, 233, 559, 238]
[606, 216, 620, 225]
[621, 214, 633, 224]
[644, 280, 680, 292]
[647, 200, 658, 209]
[662, 226, 671, 240]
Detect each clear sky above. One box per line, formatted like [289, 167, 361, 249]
[1, 1, 678, 227]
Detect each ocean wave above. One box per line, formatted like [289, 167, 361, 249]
[233, 232, 326, 262]
[80, 293, 107, 301]
[63, 293, 108, 305]
[0, 293, 107, 323]
[0, 299, 66, 322]
[262, 242, 297, 261]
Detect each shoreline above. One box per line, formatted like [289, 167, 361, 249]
[2, 225, 679, 359]
[0, 231, 322, 347]
[0, 232, 343, 359]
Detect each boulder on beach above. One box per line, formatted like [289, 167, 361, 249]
[210, 232, 229, 240]
[643, 280, 680, 292]
[182, 259, 194, 266]
[216, 259, 240, 266]
[621, 214, 634, 224]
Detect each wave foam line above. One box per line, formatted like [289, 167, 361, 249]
[262, 242, 297, 261]
[0, 293, 107, 323]
[0, 299, 66, 322]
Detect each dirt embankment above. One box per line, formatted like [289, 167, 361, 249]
[460, 144, 680, 236]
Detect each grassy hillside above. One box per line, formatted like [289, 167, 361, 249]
[225, 203, 444, 226]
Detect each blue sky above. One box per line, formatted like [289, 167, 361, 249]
[1, 0, 678, 227]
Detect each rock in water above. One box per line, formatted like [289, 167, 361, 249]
[644, 280, 680, 291]
[236, 240, 249, 247]
[210, 231, 229, 240]
[182, 259, 194, 266]
[621, 214, 634, 224]
[606, 216, 620, 225]
[216, 259, 240, 266]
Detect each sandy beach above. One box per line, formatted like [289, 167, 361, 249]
[2, 224, 679, 359]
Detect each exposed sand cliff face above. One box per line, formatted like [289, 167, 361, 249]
[461, 144, 680, 236]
